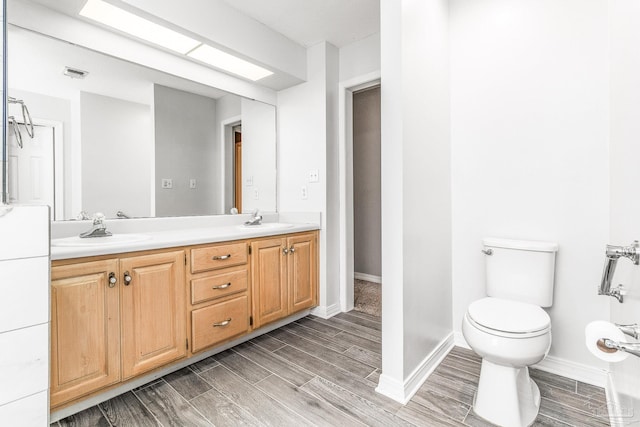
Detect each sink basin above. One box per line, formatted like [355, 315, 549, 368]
[237, 223, 294, 230]
[52, 233, 151, 247]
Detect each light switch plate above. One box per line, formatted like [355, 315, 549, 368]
[309, 170, 319, 183]
[301, 186, 308, 199]
[189, 179, 197, 189]
[161, 178, 173, 189]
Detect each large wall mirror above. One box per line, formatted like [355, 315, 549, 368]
[6, 23, 277, 220]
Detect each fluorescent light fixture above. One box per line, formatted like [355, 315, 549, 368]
[188, 44, 273, 81]
[79, 0, 200, 54]
[80, 0, 274, 81]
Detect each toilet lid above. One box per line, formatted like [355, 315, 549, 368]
[467, 297, 550, 334]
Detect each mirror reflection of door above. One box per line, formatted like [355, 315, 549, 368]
[8, 122, 55, 217]
[234, 126, 242, 213]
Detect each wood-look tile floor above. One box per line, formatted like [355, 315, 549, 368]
[53, 311, 610, 426]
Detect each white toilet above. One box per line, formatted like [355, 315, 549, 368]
[462, 238, 558, 427]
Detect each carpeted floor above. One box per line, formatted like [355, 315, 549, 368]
[354, 279, 381, 317]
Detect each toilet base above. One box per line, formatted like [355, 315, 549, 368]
[473, 360, 541, 427]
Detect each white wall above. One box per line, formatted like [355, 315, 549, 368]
[241, 98, 277, 213]
[339, 32, 381, 83]
[154, 85, 218, 216]
[609, 0, 640, 421]
[278, 42, 341, 316]
[81, 92, 153, 218]
[378, 0, 452, 402]
[450, 0, 610, 372]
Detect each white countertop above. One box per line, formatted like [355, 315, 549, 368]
[51, 213, 321, 260]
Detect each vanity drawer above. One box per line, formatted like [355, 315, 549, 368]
[191, 242, 248, 273]
[191, 268, 248, 305]
[191, 295, 249, 352]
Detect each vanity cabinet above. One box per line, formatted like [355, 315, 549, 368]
[50, 250, 186, 408]
[251, 232, 318, 328]
[49, 229, 317, 411]
[188, 241, 251, 354]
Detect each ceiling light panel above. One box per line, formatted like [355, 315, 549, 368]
[79, 0, 200, 54]
[187, 44, 273, 81]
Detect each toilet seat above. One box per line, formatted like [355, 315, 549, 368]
[467, 297, 550, 338]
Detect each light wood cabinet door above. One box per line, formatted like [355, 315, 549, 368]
[50, 260, 120, 408]
[288, 233, 318, 314]
[120, 251, 186, 379]
[251, 237, 288, 328]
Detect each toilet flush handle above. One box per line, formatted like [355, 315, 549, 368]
[481, 249, 493, 256]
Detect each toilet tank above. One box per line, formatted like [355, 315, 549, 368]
[483, 238, 558, 307]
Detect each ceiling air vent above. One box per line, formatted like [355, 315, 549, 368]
[63, 66, 89, 79]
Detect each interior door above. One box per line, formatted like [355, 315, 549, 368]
[7, 123, 54, 214]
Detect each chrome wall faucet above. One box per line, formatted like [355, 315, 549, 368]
[599, 240, 639, 303]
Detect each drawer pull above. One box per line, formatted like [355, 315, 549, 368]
[213, 318, 232, 327]
[212, 254, 232, 261]
[212, 282, 232, 290]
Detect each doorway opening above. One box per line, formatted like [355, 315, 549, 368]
[233, 125, 242, 213]
[338, 71, 381, 316]
[352, 85, 381, 316]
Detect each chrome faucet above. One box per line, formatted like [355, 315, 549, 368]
[244, 209, 263, 226]
[79, 213, 112, 238]
[116, 210, 130, 219]
[599, 241, 640, 302]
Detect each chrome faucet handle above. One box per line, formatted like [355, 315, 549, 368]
[92, 212, 106, 225]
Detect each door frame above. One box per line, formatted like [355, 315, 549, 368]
[219, 115, 242, 213]
[338, 71, 381, 312]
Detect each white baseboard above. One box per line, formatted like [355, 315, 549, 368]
[310, 302, 341, 319]
[455, 331, 607, 387]
[354, 272, 382, 284]
[376, 333, 454, 404]
[533, 355, 608, 388]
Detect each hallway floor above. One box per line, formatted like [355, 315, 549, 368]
[354, 279, 381, 317]
[54, 311, 609, 426]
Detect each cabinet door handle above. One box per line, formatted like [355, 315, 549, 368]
[108, 272, 117, 288]
[123, 271, 132, 286]
[289, 246, 295, 254]
[212, 282, 231, 290]
[212, 254, 231, 261]
[213, 318, 232, 327]
[283, 247, 289, 255]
